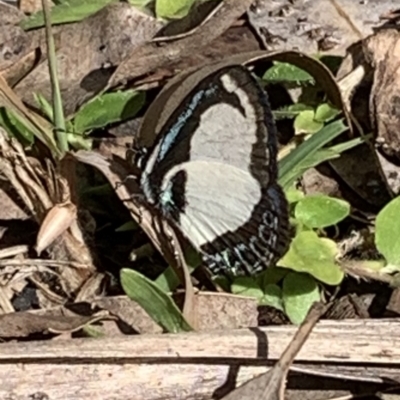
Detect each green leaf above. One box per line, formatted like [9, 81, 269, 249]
[282, 272, 320, 325]
[278, 119, 348, 189]
[314, 103, 340, 122]
[329, 135, 370, 154]
[127, 0, 152, 8]
[115, 220, 139, 232]
[278, 134, 366, 185]
[155, 266, 180, 293]
[259, 284, 284, 311]
[155, 0, 195, 19]
[294, 110, 324, 135]
[284, 187, 305, 204]
[257, 267, 288, 287]
[34, 93, 54, 122]
[263, 62, 315, 86]
[155, 245, 201, 293]
[278, 231, 344, 285]
[73, 90, 145, 134]
[20, 0, 116, 30]
[120, 268, 192, 332]
[376, 196, 400, 266]
[279, 148, 340, 190]
[273, 103, 313, 120]
[231, 277, 263, 300]
[0, 107, 34, 144]
[66, 132, 92, 150]
[295, 194, 350, 228]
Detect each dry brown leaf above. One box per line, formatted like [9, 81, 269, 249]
[0, 307, 110, 338]
[107, 0, 254, 89]
[247, 0, 396, 55]
[0, 182, 30, 220]
[134, 49, 350, 159]
[72, 150, 179, 282]
[14, 2, 162, 116]
[0, 3, 25, 25]
[364, 29, 400, 164]
[0, 291, 258, 337]
[0, 25, 32, 73]
[333, 28, 400, 200]
[0, 127, 95, 300]
[36, 202, 77, 255]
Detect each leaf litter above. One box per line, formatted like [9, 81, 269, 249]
[0, 0, 399, 399]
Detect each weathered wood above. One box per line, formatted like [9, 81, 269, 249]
[1, 319, 400, 400]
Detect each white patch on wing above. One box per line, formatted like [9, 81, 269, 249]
[160, 160, 262, 248]
[189, 74, 258, 170]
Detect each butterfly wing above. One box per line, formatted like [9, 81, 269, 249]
[139, 65, 290, 275]
[157, 160, 289, 275]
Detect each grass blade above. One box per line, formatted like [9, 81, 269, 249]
[278, 119, 348, 188]
[42, 0, 68, 154]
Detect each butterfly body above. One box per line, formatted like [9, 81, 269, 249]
[135, 65, 290, 276]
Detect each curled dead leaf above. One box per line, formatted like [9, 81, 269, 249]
[36, 202, 77, 255]
[364, 29, 400, 164]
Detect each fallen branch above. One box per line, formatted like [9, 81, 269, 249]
[1, 319, 400, 399]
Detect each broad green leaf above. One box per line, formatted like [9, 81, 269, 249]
[314, 103, 340, 122]
[263, 62, 315, 86]
[278, 231, 344, 285]
[231, 277, 263, 300]
[128, 0, 152, 8]
[73, 91, 145, 134]
[257, 267, 288, 287]
[376, 196, 400, 266]
[0, 108, 34, 144]
[20, 0, 116, 29]
[156, 0, 195, 19]
[155, 246, 200, 292]
[294, 110, 323, 135]
[295, 194, 350, 228]
[260, 284, 284, 311]
[282, 272, 320, 325]
[120, 268, 192, 332]
[284, 187, 305, 204]
[278, 119, 348, 189]
[155, 266, 180, 293]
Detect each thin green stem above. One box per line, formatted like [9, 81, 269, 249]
[42, 0, 68, 155]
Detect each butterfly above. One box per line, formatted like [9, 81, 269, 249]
[130, 64, 290, 276]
